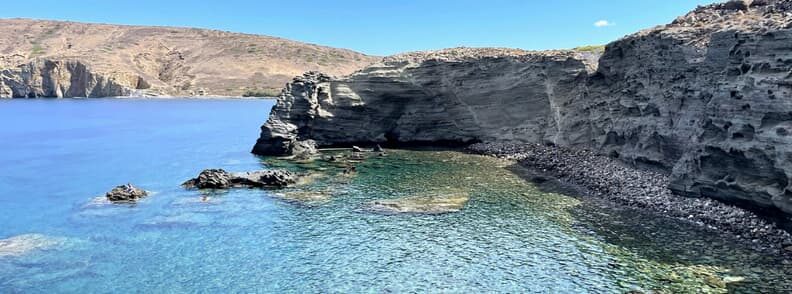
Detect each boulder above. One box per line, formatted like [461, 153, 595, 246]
[105, 184, 148, 202]
[231, 170, 296, 188]
[183, 169, 297, 189]
[182, 169, 232, 189]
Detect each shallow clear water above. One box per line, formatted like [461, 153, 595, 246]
[0, 99, 790, 293]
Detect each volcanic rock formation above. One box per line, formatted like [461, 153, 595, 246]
[182, 169, 297, 189]
[253, 0, 792, 215]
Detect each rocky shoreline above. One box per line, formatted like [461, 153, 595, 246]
[468, 142, 792, 257]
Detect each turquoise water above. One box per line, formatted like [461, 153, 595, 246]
[0, 99, 790, 293]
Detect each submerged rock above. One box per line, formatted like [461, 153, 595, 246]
[469, 142, 792, 255]
[0, 234, 60, 257]
[364, 192, 470, 215]
[274, 190, 333, 204]
[182, 169, 297, 189]
[105, 184, 148, 202]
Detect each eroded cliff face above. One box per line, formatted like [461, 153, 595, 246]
[252, 48, 594, 155]
[0, 59, 139, 98]
[254, 0, 792, 215]
[585, 0, 792, 213]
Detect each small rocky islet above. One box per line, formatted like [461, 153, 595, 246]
[181, 168, 297, 189]
[105, 183, 148, 202]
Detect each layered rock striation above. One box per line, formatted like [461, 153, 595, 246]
[1, 59, 139, 98]
[252, 48, 594, 155]
[253, 1, 792, 215]
[0, 19, 377, 98]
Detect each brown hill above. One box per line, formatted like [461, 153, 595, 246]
[0, 18, 379, 97]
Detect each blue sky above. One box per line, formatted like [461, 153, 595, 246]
[1, 0, 719, 56]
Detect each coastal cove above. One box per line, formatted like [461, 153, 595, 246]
[1, 99, 791, 292]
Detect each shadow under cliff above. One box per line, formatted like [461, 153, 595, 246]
[502, 162, 792, 291]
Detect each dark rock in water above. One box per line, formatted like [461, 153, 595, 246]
[231, 170, 296, 188]
[291, 140, 318, 159]
[182, 169, 232, 189]
[343, 165, 357, 175]
[352, 146, 365, 153]
[183, 169, 296, 189]
[106, 184, 148, 202]
[373, 144, 384, 152]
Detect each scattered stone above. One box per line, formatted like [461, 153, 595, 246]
[183, 169, 297, 189]
[468, 142, 792, 256]
[105, 183, 148, 202]
[364, 192, 470, 215]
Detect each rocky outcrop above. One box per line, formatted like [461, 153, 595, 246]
[252, 48, 593, 155]
[583, 0, 792, 214]
[105, 184, 148, 202]
[0, 59, 139, 98]
[253, 1, 792, 215]
[182, 169, 297, 189]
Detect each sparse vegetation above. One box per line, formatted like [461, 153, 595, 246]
[242, 88, 281, 97]
[0, 19, 378, 97]
[30, 43, 45, 56]
[573, 45, 606, 53]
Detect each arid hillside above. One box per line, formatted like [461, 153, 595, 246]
[0, 18, 379, 97]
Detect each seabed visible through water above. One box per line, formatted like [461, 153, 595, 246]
[0, 99, 790, 293]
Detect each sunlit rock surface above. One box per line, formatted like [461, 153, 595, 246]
[254, 1, 792, 215]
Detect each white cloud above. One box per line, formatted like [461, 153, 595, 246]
[594, 20, 614, 27]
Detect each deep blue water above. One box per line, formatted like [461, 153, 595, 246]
[0, 99, 790, 293]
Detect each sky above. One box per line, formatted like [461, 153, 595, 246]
[0, 0, 720, 56]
